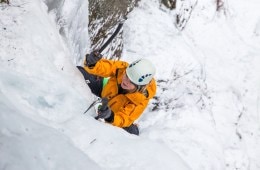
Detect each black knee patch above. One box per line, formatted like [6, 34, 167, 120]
[77, 66, 103, 97]
[123, 124, 139, 135]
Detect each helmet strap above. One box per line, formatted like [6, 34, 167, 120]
[136, 85, 146, 92]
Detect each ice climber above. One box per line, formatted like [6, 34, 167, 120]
[77, 51, 157, 135]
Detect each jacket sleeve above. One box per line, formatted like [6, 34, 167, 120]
[83, 59, 128, 77]
[112, 100, 148, 127]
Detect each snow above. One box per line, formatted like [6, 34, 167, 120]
[0, 0, 260, 170]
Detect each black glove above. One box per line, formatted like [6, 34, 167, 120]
[85, 50, 102, 67]
[98, 106, 112, 119]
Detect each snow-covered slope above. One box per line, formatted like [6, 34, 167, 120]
[122, 0, 260, 169]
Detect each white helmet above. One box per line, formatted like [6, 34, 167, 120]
[126, 59, 156, 85]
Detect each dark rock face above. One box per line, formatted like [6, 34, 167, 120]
[161, 0, 176, 10]
[88, 0, 139, 59]
[0, 0, 9, 4]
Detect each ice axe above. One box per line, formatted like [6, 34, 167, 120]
[94, 98, 109, 120]
[97, 22, 124, 54]
[83, 97, 102, 114]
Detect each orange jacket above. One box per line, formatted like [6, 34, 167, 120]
[84, 59, 157, 127]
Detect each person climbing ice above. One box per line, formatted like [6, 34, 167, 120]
[77, 50, 157, 135]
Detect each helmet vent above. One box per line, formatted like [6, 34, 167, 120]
[138, 74, 152, 82]
[128, 60, 141, 68]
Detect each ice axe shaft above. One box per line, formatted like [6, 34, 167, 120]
[83, 98, 102, 114]
[98, 22, 123, 53]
